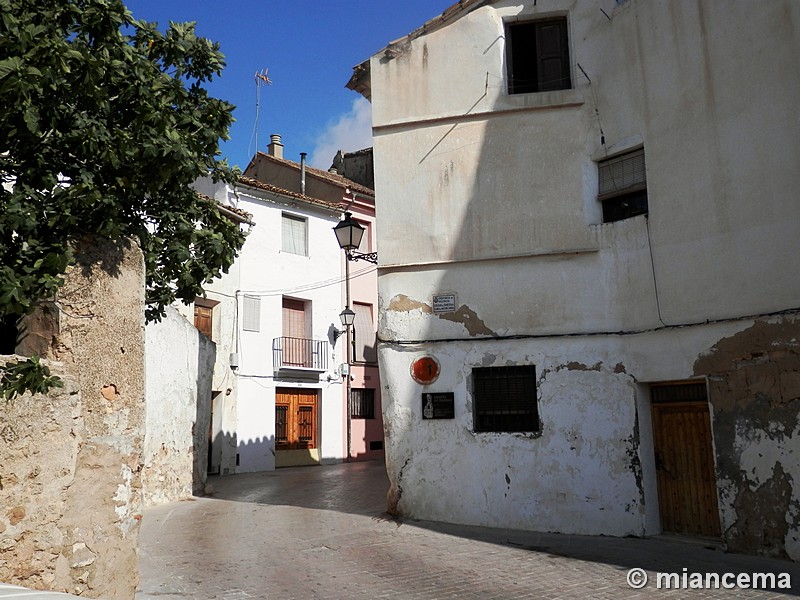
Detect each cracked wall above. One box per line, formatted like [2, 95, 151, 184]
[694, 316, 800, 560]
[379, 338, 646, 537]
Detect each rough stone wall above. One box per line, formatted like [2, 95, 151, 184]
[695, 315, 800, 561]
[0, 361, 80, 590]
[143, 305, 214, 506]
[0, 237, 146, 598]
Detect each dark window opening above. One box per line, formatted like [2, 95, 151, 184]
[598, 148, 648, 223]
[351, 388, 375, 419]
[473, 365, 539, 433]
[369, 440, 384, 451]
[0, 315, 18, 354]
[507, 18, 571, 94]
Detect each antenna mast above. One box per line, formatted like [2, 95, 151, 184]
[250, 68, 273, 157]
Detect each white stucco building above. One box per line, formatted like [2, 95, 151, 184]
[187, 138, 383, 472]
[348, 0, 800, 560]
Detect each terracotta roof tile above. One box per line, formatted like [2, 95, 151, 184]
[236, 175, 346, 211]
[253, 152, 375, 197]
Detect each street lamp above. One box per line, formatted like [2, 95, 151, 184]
[333, 211, 377, 463]
[339, 306, 356, 328]
[333, 212, 377, 264]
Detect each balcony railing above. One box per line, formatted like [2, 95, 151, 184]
[272, 336, 329, 372]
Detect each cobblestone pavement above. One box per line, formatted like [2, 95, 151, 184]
[136, 460, 799, 599]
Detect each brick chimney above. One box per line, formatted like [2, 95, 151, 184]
[267, 134, 283, 159]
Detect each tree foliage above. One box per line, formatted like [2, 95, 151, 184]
[0, 0, 246, 396]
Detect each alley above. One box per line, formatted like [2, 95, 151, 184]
[136, 461, 799, 599]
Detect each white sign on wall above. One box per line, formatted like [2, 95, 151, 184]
[432, 293, 457, 314]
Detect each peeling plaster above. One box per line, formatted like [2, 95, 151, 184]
[695, 317, 800, 559]
[387, 294, 497, 336]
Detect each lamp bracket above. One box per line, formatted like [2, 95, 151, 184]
[346, 250, 378, 264]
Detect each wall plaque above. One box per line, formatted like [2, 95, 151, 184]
[422, 392, 455, 420]
[432, 293, 457, 313]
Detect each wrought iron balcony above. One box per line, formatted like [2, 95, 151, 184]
[272, 336, 329, 372]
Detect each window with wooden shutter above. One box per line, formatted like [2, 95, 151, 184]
[194, 305, 213, 340]
[507, 18, 571, 94]
[598, 148, 648, 223]
[472, 365, 539, 433]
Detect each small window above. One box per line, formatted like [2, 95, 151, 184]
[351, 388, 375, 419]
[242, 295, 261, 332]
[281, 212, 307, 256]
[507, 18, 571, 94]
[194, 305, 213, 340]
[598, 148, 648, 223]
[352, 302, 377, 364]
[472, 365, 539, 433]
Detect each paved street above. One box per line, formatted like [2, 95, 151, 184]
[137, 460, 799, 599]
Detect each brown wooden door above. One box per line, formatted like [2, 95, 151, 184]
[275, 388, 318, 451]
[651, 383, 721, 537]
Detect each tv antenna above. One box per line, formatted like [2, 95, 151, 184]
[249, 68, 273, 157]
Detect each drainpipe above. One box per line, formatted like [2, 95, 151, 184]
[300, 152, 307, 196]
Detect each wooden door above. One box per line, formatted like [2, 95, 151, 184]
[651, 382, 721, 537]
[275, 388, 318, 451]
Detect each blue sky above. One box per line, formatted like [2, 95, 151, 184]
[125, 1, 454, 170]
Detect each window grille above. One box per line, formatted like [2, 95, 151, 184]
[351, 388, 375, 420]
[472, 365, 539, 433]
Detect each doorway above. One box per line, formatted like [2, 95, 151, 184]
[650, 381, 721, 537]
[275, 387, 320, 467]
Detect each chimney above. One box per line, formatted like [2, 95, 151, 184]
[267, 134, 283, 159]
[300, 152, 307, 196]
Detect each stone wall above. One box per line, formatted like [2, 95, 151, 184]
[0, 237, 146, 598]
[0, 361, 80, 590]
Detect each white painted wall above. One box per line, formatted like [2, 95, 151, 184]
[193, 178, 348, 473]
[365, 0, 800, 551]
[143, 305, 214, 505]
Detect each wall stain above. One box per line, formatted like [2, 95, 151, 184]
[694, 317, 800, 559]
[387, 294, 497, 337]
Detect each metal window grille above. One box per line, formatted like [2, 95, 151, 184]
[275, 405, 288, 443]
[298, 406, 314, 442]
[350, 388, 375, 419]
[651, 382, 707, 404]
[472, 365, 538, 433]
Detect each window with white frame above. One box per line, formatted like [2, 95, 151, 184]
[281, 212, 307, 256]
